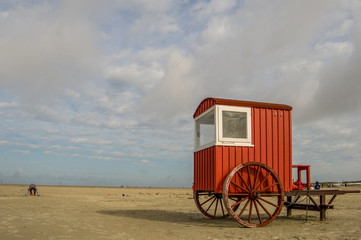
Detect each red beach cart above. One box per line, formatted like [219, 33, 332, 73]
[193, 98, 359, 227]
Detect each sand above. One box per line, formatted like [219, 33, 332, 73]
[0, 184, 360, 240]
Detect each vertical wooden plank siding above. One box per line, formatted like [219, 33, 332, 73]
[193, 105, 292, 193]
[194, 147, 216, 192]
[260, 109, 267, 165]
[249, 108, 255, 161]
[254, 108, 261, 163]
[222, 147, 230, 192]
[266, 109, 273, 169]
[278, 110, 285, 191]
[214, 147, 221, 193]
[272, 109, 279, 182]
[284, 110, 292, 191]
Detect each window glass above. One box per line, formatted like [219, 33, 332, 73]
[196, 110, 215, 147]
[222, 111, 247, 138]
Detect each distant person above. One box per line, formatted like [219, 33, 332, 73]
[315, 181, 321, 190]
[25, 184, 40, 196]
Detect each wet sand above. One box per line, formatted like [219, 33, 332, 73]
[0, 184, 360, 239]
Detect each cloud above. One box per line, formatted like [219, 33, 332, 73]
[70, 138, 112, 145]
[0, 1, 102, 103]
[192, 0, 237, 21]
[314, 41, 354, 59]
[140, 159, 154, 166]
[0, 140, 11, 146]
[0, 101, 18, 109]
[105, 62, 164, 92]
[30, 105, 68, 123]
[12, 149, 30, 155]
[0, 140, 41, 149]
[302, 15, 361, 121]
[1, 1, 361, 187]
[110, 151, 126, 157]
[130, 12, 179, 36]
[140, 48, 195, 122]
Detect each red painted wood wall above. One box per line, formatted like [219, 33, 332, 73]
[194, 98, 293, 193]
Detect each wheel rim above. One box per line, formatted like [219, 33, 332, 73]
[194, 191, 230, 219]
[223, 162, 284, 227]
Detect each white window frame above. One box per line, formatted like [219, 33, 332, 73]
[216, 105, 253, 147]
[194, 106, 216, 152]
[194, 105, 253, 152]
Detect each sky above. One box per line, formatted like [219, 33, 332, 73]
[1, 0, 361, 187]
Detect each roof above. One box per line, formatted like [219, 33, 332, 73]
[193, 97, 293, 118]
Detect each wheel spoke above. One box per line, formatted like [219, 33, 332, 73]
[200, 195, 215, 206]
[247, 165, 253, 190]
[237, 171, 251, 192]
[255, 198, 272, 218]
[255, 171, 271, 190]
[253, 165, 261, 191]
[219, 198, 225, 216]
[238, 198, 250, 218]
[214, 198, 219, 216]
[230, 181, 249, 193]
[231, 196, 249, 209]
[248, 200, 253, 223]
[259, 182, 279, 192]
[254, 200, 263, 224]
[258, 196, 280, 208]
[205, 197, 217, 213]
[229, 196, 242, 201]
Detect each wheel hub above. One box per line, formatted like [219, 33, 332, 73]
[250, 190, 260, 200]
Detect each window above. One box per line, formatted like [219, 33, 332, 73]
[222, 111, 247, 138]
[195, 107, 215, 150]
[218, 105, 252, 145]
[194, 105, 252, 152]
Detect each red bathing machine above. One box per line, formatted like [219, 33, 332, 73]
[192, 97, 359, 228]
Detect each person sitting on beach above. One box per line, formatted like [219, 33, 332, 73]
[25, 184, 40, 196]
[315, 181, 321, 190]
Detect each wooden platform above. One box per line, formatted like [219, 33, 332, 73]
[284, 189, 360, 220]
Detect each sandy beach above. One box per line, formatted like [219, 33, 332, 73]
[0, 184, 360, 240]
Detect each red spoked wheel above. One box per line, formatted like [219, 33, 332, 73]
[223, 162, 284, 227]
[194, 191, 241, 219]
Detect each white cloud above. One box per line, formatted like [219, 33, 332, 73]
[0, 101, 18, 108]
[140, 48, 195, 122]
[88, 155, 121, 161]
[315, 41, 354, 59]
[115, 0, 172, 13]
[110, 151, 126, 157]
[48, 145, 78, 151]
[0, 140, 11, 146]
[0, 10, 9, 19]
[192, 0, 236, 20]
[0, 1, 101, 103]
[31, 105, 68, 123]
[325, 19, 354, 39]
[0, 140, 41, 149]
[139, 159, 155, 166]
[70, 138, 112, 145]
[105, 62, 164, 91]
[12, 149, 30, 155]
[130, 13, 179, 36]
